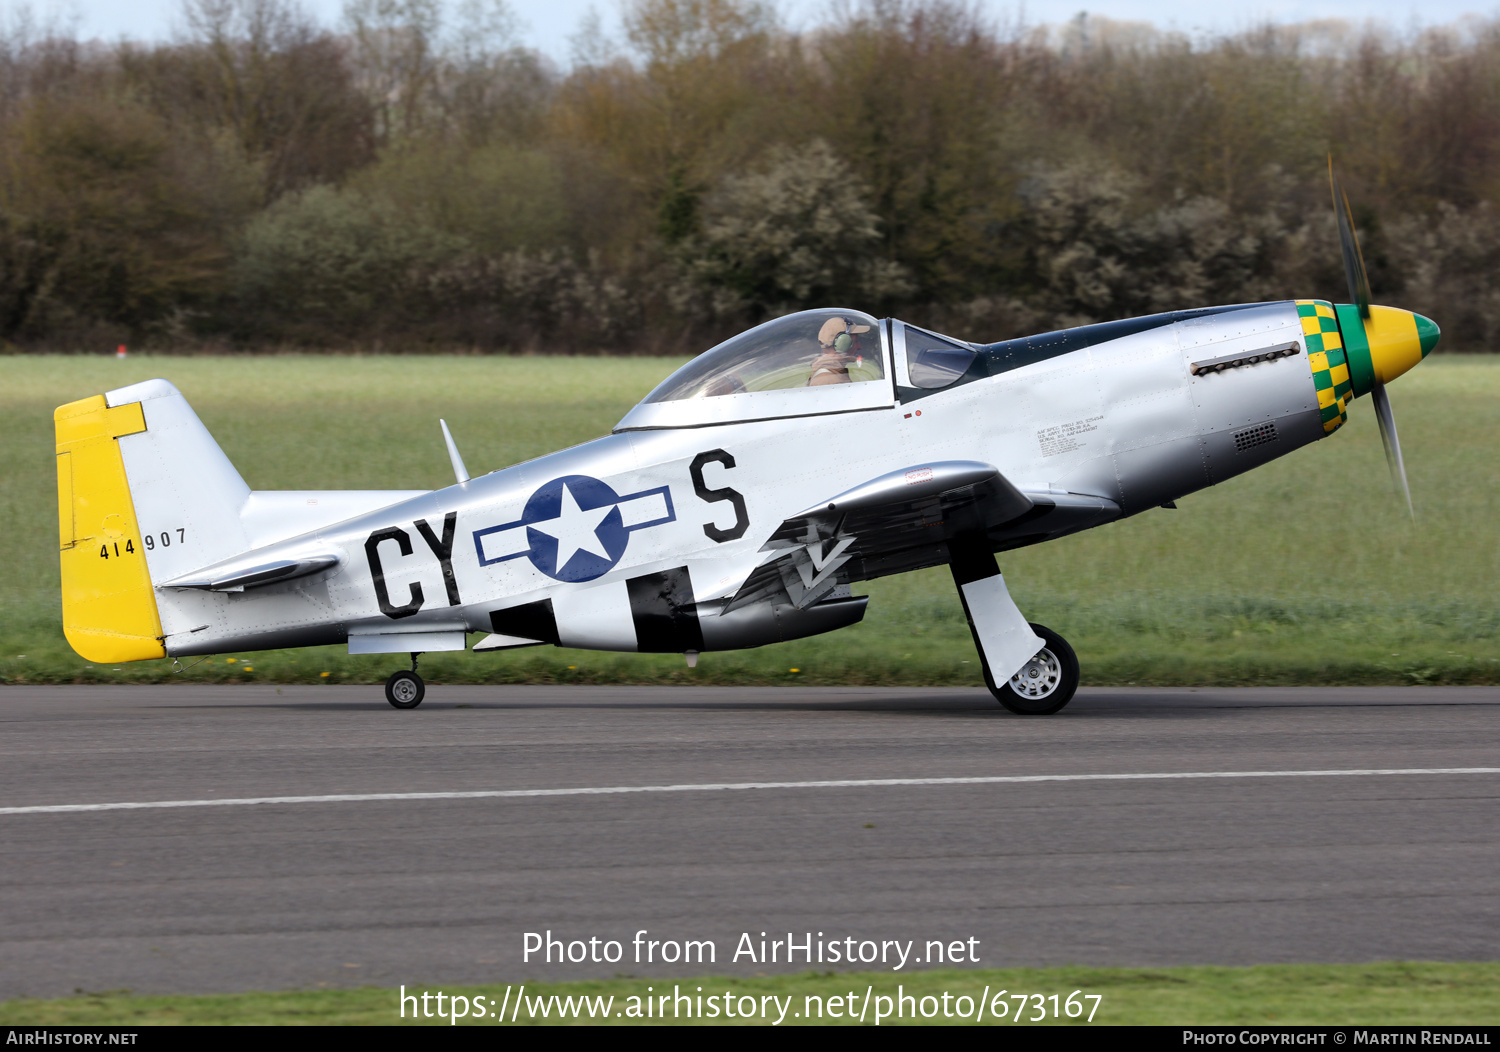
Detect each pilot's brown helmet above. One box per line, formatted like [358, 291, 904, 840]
[818, 316, 872, 352]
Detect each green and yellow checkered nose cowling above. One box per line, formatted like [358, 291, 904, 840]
[1296, 299, 1440, 434]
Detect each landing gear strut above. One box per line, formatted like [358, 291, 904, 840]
[385, 652, 425, 709]
[950, 534, 1080, 716]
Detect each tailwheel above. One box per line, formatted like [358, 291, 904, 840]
[385, 669, 425, 709]
[987, 623, 1079, 715]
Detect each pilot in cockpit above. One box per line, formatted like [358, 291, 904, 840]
[808, 317, 872, 386]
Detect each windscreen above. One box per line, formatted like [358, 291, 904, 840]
[905, 327, 977, 389]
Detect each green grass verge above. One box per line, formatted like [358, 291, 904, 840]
[1, 963, 1496, 1025]
[4, 354, 1500, 687]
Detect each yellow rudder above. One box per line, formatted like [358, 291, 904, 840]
[54, 394, 166, 663]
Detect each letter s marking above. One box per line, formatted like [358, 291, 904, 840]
[690, 449, 749, 542]
[365, 526, 424, 619]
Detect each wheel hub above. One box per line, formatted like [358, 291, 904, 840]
[1009, 648, 1061, 699]
[391, 678, 419, 703]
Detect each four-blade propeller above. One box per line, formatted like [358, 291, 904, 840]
[1329, 158, 1414, 519]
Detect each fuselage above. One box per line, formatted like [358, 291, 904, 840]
[55, 297, 1438, 664]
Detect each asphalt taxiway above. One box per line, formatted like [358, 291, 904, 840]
[0, 684, 1497, 998]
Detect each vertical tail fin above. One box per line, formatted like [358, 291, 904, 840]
[55, 379, 251, 662]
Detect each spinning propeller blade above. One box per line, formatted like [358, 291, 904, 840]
[1330, 158, 1413, 518]
[1330, 159, 1372, 321]
[1369, 381, 1413, 518]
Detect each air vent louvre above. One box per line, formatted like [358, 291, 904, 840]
[1233, 422, 1279, 453]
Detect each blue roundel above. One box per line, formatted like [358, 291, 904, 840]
[521, 475, 630, 582]
[471, 474, 677, 583]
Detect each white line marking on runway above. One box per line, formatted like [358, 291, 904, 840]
[2, 767, 1498, 816]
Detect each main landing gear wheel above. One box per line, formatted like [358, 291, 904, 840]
[987, 623, 1079, 716]
[385, 670, 425, 709]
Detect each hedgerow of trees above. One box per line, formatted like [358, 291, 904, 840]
[1, 0, 1498, 352]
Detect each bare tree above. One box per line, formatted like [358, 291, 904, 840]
[122, 0, 375, 197]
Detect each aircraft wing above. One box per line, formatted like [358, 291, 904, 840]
[728, 460, 1086, 612]
[763, 461, 1026, 545]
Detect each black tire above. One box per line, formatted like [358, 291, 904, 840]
[385, 670, 425, 709]
[985, 623, 1079, 715]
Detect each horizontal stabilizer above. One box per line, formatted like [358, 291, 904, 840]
[162, 552, 341, 592]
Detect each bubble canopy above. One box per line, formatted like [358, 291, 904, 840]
[645, 309, 885, 403]
[615, 309, 898, 432]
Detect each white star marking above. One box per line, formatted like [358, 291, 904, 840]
[531, 482, 614, 568]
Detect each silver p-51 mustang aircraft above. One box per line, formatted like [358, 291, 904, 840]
[54, 181, 1438, 713]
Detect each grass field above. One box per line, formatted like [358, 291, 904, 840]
[3, 354, 1498, 687]
[1, 963, 1496, 1025]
